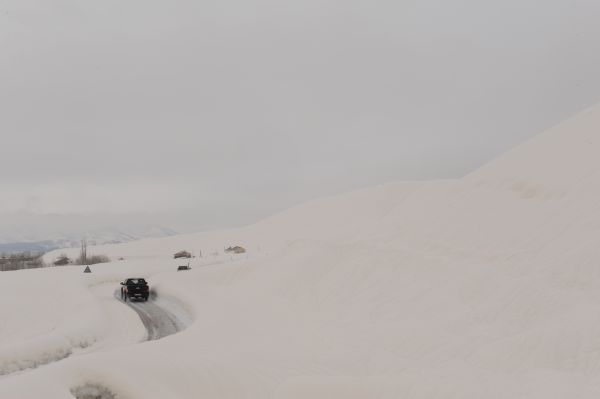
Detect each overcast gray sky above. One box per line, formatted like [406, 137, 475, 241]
[1, 0, 600, 233]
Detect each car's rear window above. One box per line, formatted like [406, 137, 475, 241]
[128, 278, 146, 284]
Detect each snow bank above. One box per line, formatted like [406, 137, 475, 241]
[0, 268, 103, 376]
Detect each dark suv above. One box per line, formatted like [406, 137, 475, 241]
[120, 278, 149, 302]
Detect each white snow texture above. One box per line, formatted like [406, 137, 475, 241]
[3, 105, 600, 397]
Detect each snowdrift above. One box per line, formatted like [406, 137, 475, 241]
[3, 104, 600, 398]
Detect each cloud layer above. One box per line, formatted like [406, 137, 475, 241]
[2, 0, 600, 231]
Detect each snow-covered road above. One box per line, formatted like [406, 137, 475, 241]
[114, 290, 185, 340]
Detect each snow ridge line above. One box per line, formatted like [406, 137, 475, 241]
[0, 336, 95, 377]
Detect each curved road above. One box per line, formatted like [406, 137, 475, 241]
[114, 291, 185, 340]
[72, 291, 188, 399]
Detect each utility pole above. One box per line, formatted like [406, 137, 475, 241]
[80, 239, 87, 265]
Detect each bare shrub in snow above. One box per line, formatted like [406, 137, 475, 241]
[71, 384, 116, 399]
[88, 255, 110, 265]
[54, 254, 71, 266]
[74, 254, 110, 265]
[0, 252, 45, 271]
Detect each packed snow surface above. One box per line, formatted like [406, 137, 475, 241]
[3, 105, 600, 397]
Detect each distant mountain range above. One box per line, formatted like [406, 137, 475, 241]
[0, 225, 178, 254]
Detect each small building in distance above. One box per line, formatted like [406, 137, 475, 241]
[174, 250, 192, 259]
[225, 246, 246, 254]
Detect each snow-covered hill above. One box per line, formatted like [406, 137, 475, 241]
[4, 104, 600, 398]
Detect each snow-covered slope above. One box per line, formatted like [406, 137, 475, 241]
[42, 182, 423, 262]
[4, 104, 600, 398]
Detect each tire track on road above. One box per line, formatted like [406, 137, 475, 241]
[114, 291, 184, 340]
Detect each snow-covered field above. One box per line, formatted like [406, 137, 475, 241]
[3, 105, 600, 397]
